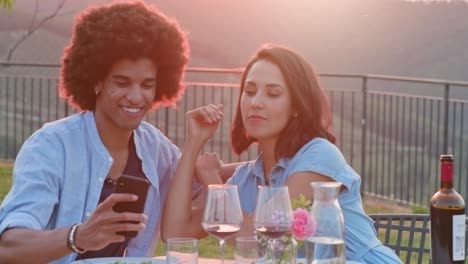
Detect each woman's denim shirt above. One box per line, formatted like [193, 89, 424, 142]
[227, 138, 402, 264]
[0, 111, 185, 264]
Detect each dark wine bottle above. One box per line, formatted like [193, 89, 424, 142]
[430, 154, 466, 263]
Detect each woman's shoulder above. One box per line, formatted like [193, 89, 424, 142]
[290, 138, 360, 194]
[297, 137, 346, 163]
[285, 137, 348, 177]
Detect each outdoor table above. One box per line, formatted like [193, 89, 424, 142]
[154, 256, 234, 264]
[72, 256, 361, 263]
[155, 256, 361, 264]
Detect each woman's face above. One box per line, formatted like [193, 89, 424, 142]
[240, 59, 294, 144]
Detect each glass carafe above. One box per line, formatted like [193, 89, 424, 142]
[305, 182, 345, 264]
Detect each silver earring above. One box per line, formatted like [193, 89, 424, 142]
[95, 89, 100, 95]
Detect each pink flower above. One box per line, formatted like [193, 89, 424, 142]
[290, 208, 317, 240]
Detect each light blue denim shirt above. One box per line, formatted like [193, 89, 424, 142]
[0, 111, 187, 264]
[227, 138, 402, 264]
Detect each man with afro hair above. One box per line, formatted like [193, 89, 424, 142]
[0, 1, 230, 263]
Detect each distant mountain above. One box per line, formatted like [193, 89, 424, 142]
[1, 0, 468, 82]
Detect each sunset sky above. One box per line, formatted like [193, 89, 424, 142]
[1, 0, 468, 81]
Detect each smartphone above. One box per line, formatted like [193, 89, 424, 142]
[113, 174, 150, 238]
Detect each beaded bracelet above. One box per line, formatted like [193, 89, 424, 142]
[67, 224, 87, 254]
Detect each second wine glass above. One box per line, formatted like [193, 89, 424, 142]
[202, 184, 243, 264]
[254, 186, 293, 263]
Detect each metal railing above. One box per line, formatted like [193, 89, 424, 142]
[1, 62, 467, 209]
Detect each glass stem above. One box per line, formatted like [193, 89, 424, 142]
[269, 239, 276, 264]
[219, 239, 225, 264]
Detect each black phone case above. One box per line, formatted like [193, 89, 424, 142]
[113, 174, 150, 238]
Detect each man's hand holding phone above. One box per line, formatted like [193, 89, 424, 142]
[72, 193, 148, 252]
[70, 175, 149, 252]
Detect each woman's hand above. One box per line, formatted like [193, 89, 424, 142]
[185, 104, 223, 145]
[74, 193, 147, 251]
[237, 212, 255, 237]
[195, 152, 224, 186]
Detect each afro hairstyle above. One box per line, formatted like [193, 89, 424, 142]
[59, 0, 189, 110]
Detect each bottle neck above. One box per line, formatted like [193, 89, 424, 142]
[440, 161, 454, 189]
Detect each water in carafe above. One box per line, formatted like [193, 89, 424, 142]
[305, 182, 345, 264]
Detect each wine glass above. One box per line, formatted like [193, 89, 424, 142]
[202, 184, 243, 264]
[254, 186, 293, 263]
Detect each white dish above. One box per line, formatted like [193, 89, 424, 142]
[71, 257, 165, 264]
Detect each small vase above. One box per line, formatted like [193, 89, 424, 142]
[266, 236, 297, 264]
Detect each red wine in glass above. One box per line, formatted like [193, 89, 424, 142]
[256, 225, 290, 239]
[203, 224, 241, 240]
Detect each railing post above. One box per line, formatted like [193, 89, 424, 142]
[360, 76, 368, 197]
[64, 102, 69, 117]
[443, 84, 449, 154]
[165, 108, 170, 136]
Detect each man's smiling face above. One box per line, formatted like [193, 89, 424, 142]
[94, 57, 157, 132]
